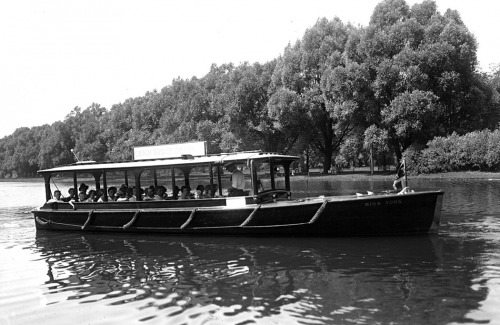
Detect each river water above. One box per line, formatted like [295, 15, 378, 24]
[1, 178, 500, 324]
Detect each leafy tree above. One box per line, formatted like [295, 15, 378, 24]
[272, 18, 366, 173]
[355, 0, 497, 161]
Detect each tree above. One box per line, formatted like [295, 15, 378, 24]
[357, 0, 496, 161]
[271, 18, 366, 173]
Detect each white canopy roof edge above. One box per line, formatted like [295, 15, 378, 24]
[38, 152, 299, 174]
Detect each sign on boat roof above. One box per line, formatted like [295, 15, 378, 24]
[38, 149, 299, 174]
[134, 142, 207, 160]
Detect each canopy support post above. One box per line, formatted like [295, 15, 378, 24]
[73, 172, 78, 202]
[269, 158, 275, 190]
[209, 163, 214, 198]
[132, 169, 144, 201]
[42, 173, 52, 202]
[217, 165, 222, 196]
[91, 171, 102, 192]
[102, 170, 108, 202]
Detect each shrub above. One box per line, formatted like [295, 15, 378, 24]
[403, 129, 500, 174]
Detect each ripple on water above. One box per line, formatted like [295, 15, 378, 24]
[1, 179, 500, 324]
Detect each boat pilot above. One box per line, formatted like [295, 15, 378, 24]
[225, 162, 246, 197]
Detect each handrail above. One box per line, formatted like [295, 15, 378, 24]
[35, 216, 51, 226]
[309, 200, 328, 224]
[81, 210, 95, 230]
[180, 208, 197, 230]
[240, 205, 261, 227]
[123, 210, 142, 229]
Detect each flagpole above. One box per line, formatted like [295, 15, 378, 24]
[403, 158, 408, 188]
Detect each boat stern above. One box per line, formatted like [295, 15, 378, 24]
[429, 191, 444, 233]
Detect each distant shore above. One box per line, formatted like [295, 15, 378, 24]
[1, 169, 499, 183]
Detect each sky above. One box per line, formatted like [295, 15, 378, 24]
[0, 0, 498, 139]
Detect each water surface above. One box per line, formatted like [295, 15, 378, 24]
[1, 178, 499, 324]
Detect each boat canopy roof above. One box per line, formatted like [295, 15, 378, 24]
[38, 151, 299, 175]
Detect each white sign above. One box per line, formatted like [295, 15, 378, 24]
[134, 142, 206, 160]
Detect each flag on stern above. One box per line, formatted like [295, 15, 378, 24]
[393, 159, 407, 190]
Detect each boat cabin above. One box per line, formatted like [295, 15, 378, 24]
[39, 151, 299, 206]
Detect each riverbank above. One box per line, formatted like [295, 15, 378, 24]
[2, 169, 500, 183]
[301, 169, 500, 180]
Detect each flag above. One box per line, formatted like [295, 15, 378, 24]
[393, 159, 406, 190]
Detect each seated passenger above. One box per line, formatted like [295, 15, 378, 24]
[78, 191, 86, 202]
[116, 189, 128, 201]
[154, 186, 167, 200]
[127, 187, 135, 201]
[86, 190, 97, 202]
[143, 186, 155, 201]
[195, 185, 204, 199]
[203, 185, 212, 198]
[179, 186, 192, 200]
[47, 190, 64, 203]
[108, 187, 117, 201]
[78, 183, 89, 198]
[62, 188, 75, 202]
[97, 189, 105, 202]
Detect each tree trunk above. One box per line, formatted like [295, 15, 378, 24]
[323, 143, 333, 174]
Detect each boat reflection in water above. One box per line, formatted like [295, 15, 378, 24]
[31, 231, 488, 324]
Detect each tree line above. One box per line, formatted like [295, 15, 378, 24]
[1, 0, 499, 178]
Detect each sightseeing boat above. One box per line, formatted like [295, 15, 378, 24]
[32, 143, 444, 236]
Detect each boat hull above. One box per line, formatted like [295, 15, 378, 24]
[32, 190, 444, 236]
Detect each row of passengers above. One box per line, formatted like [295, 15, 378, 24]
[49, 183, 220, 203]
[178, 184, 221, 200]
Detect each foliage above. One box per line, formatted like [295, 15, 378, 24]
[1, 0, 499, 177]
[405, 130, 500, 174]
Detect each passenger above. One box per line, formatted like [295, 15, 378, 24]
[127, 187, 135, 201]
[86, 190, 97, 202]
[119, 184, 128, 195]
[143, 186, 155, 201]
[203, 185, 212, 198]
[108, 186, 117, 201]
[47, 190, 64, 203]
[179, 186, 192, 200]
[62, 188, 75, 202]
[225, 162, 246, 197]
[213, 184, 220, 197]
[78, 183, 89, 198]
[116, 189, 128, 201]
[195, 185, 204, 199]
[78, 191, 86, 202]
[204, 184, 220, 198]
[155, 186, 167, 200]
[97, 189, 105, 202]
